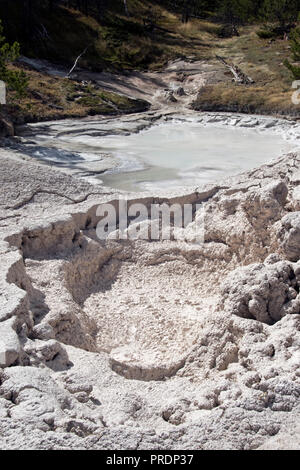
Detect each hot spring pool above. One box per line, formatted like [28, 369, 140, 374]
[96, 121, 296, 191]
[25, 115, 299, 192]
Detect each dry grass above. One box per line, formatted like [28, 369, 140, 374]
[5, 66, 149, 124]
[1, 0, 217, 71]
[193, 83, 300, 116]
[2, 1, 299, 120]
[192, 25, 300, 117]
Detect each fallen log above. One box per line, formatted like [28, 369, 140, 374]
[143, 19, 171, 34]
[216, 55, 255, 85]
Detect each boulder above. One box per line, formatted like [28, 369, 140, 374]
[0, 116, 14, 138]
[0, 318, 21, 368]
[279, 212, 300, 261]
[221, 259, 300, 324]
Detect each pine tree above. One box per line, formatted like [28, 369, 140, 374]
[0, 20, 28, 99]
[291, 27, 300, 61]
[285, 27, 300, 79]
[260, 0, 299, 27]
[217, 0, 254, 26]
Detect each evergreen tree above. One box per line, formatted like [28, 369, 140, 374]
[285, 27, 300, 79]
[260, 0, 299, 27]
[216, 0, 254, 26]
[291, 27, 300, 61]
[0, 20, 28, 98]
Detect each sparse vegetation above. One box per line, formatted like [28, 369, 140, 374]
[285, 26, 300, 79]
[3, 66, 149, 123]
[0, 20, 28, 98]
[193, 26, 300, 116]
[260, 0, 299, 28]
[0, 0, 299, 124]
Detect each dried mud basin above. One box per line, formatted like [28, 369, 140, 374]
[0, 112, 300, 449]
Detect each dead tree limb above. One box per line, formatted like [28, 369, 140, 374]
[66, 46, 89, 78]
[216, 55, 254, 85]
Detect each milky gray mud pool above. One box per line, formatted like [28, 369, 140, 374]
[99, 122, 296, 191]
[17, 113, 300, 192]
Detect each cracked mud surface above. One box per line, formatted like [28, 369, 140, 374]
[0, 117, 300, 449]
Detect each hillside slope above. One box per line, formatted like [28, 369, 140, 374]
[0, 0, 299, 127]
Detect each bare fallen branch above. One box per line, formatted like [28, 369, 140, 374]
[216, 55, 255, 85]
[66, 46, 89, 78]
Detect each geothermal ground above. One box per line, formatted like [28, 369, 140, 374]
[0, 60, 300, 450]
[0, 141, 300, 449]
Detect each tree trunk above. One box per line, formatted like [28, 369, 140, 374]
[123, 0, 129, 17]
[216, 55, 255, 85]
[23, 0, 33, 39]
